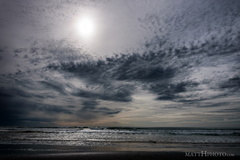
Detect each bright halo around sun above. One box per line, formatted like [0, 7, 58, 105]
[76, 16, 95, 38]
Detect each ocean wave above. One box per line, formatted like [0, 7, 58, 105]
[167, 130, 240, 136]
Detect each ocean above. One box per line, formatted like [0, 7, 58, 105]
[0, 127, 239, 156]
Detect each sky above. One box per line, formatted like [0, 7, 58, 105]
[0, 0, 240, 128]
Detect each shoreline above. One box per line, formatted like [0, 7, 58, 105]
[0, 151, 239, 160]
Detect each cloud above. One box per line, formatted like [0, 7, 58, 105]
[45, 33, 239, 107]
[148, 81, 199, 101]
[81, 100, 98, 111]
[220, 76, 240, 91]
[73, 84, 134, 102]
[40, 80, 66, 95]
[0, 93, 32, 126]
[0, 100, 21, 126]
[0, 86, 75, 126]
[35, 104, 74, 115]
[209, 108, 240, 114]
[81, 100, 121, 115]
[1, 33, 239, 126]
[1, 0, 240, 127]
[94, 107, 121, 115]
[0, 86, 33, 98]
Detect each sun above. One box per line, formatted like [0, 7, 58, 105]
[76, 16, 95, 38]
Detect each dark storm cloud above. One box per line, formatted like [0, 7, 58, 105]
[0, 90, 74, 126]
[48, 49, 177, 82]
[0, 86, 32, 98]
[94, 107, 121, 115]
[105, 54, 175, 81]
[149, 81, 199, 101]
[0, 101, 21, 126]
[81, 100, 98, 110]
[0, 76, 59, 99]
[35, 104, 74, 114]
[48, 51, 180, 102]
[0, 94, 31, 126]
[81, 100, 121, 115]
[47, 36, 238, 105]
[40, 80, 66, 95]
[74, 85, 133, 102]
[0, 88, 13, 98]
[50, 60, 101, 80]
[48, 57, 136, 102]
[220, 76, 240, 91]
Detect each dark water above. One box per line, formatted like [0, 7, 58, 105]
[0, 127, 239, 155]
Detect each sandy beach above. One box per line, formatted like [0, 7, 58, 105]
[0, 151, 239, 160]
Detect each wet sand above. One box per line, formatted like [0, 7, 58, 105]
[0, 152, 239, 160]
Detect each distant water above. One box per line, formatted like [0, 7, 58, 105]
[0, 127, 239, 155]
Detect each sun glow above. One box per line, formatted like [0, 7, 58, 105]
[76, 16, 95, 38]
